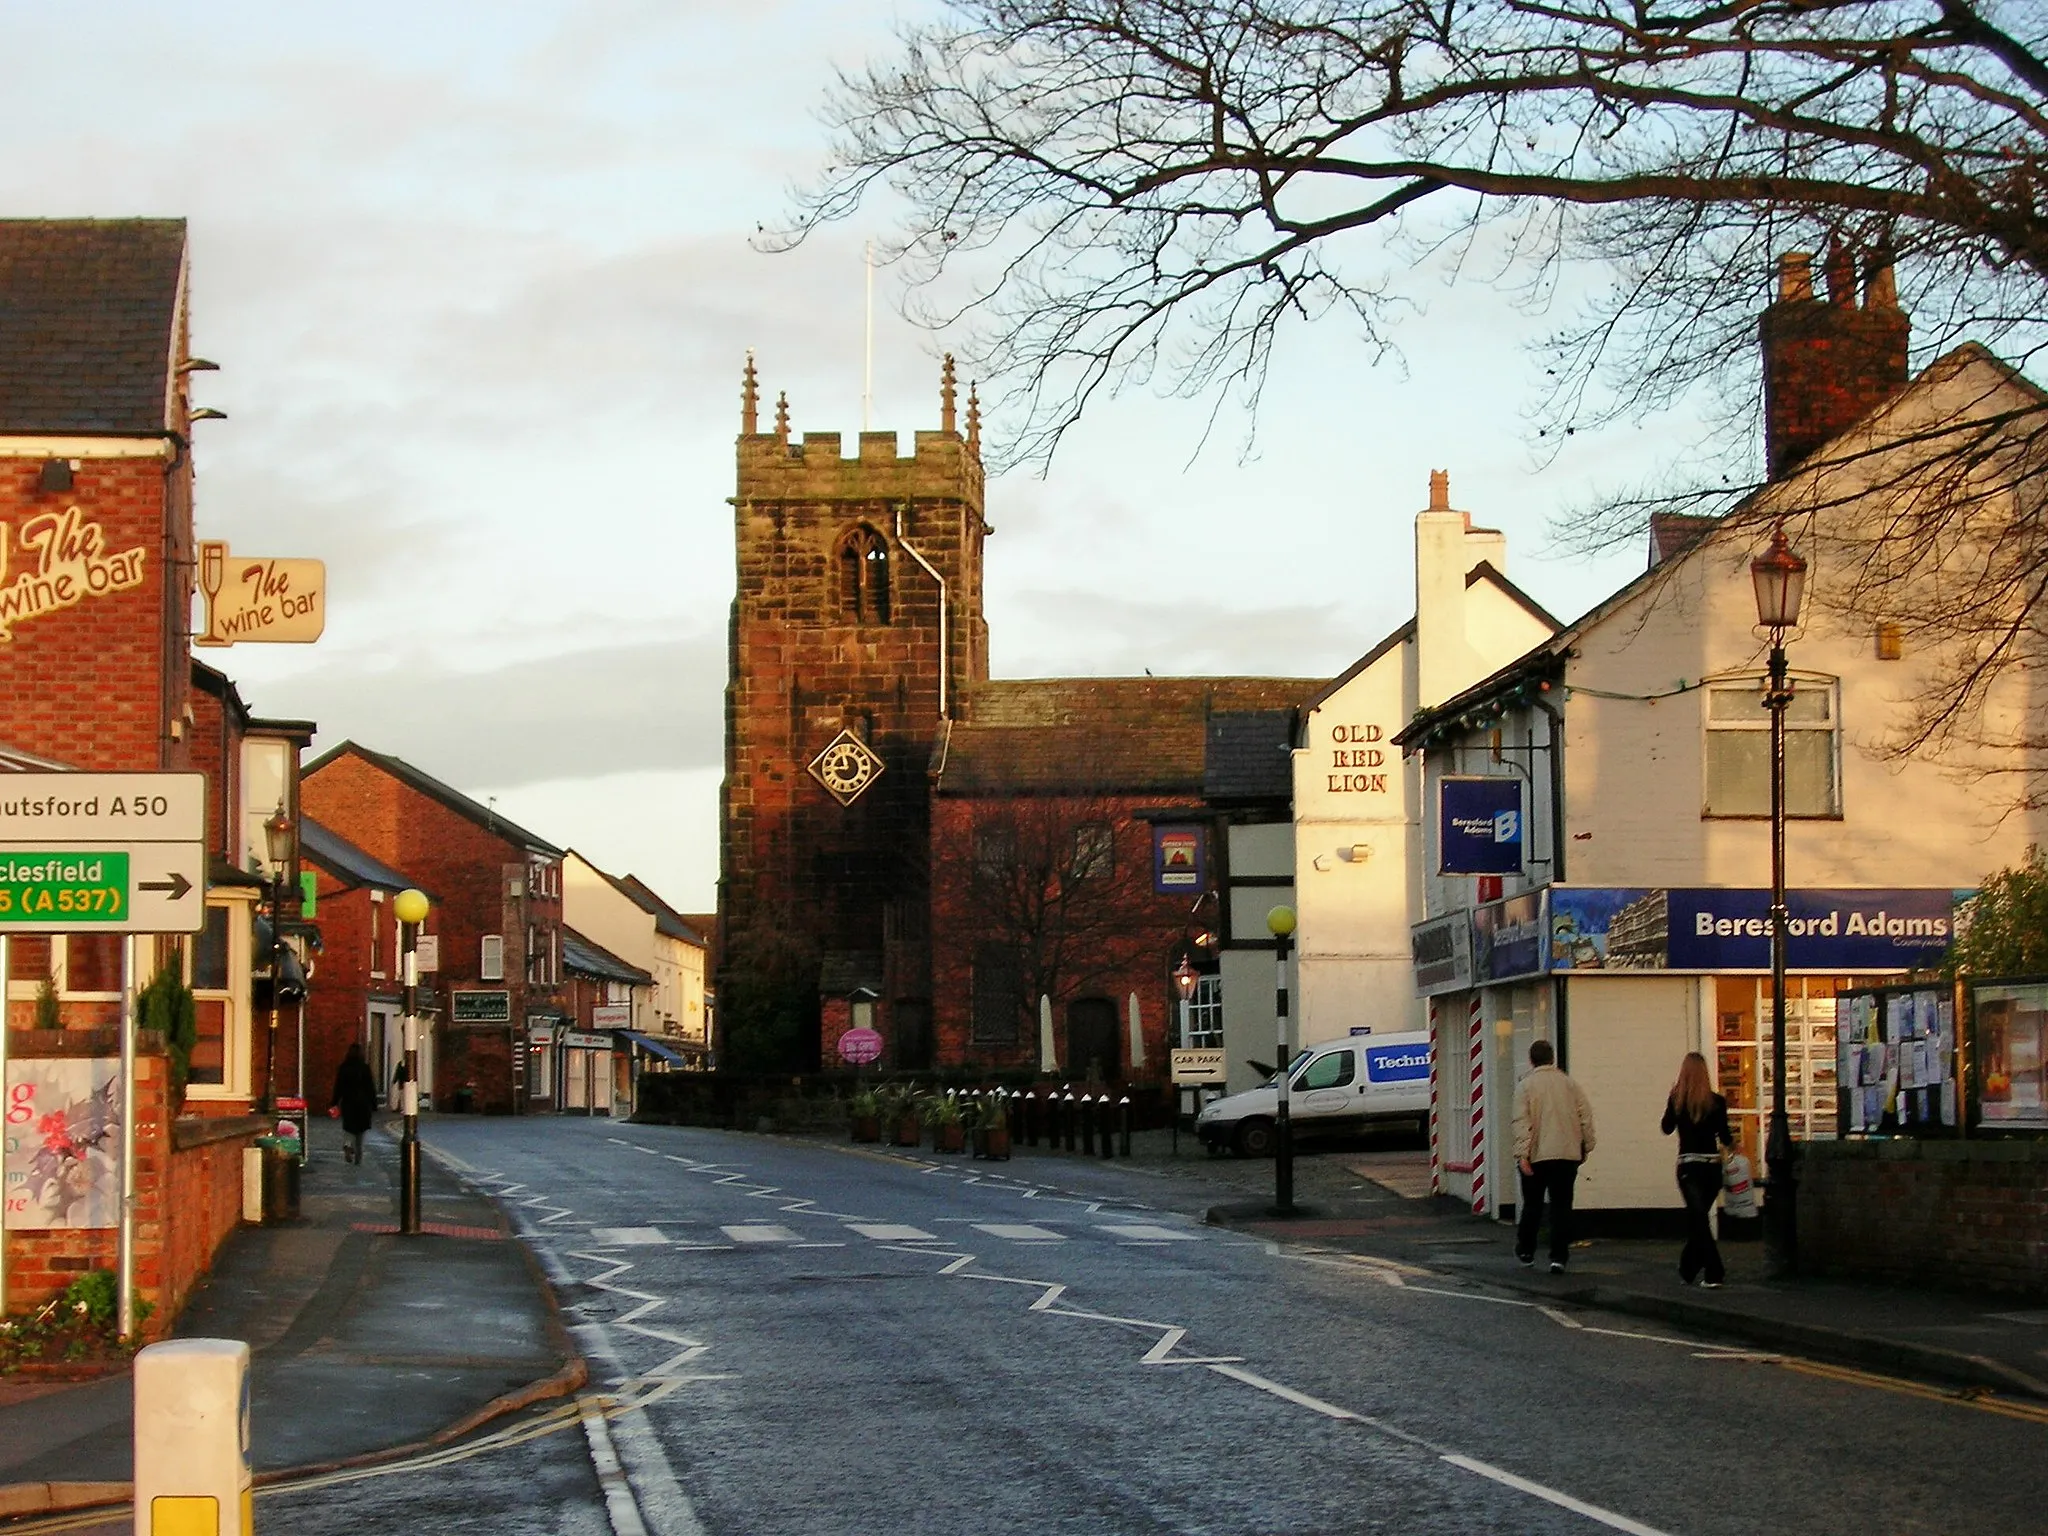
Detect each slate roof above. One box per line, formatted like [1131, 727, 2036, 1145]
[937, 677, 1321, 795]
[616, 873, 706, 946]
[1204, 710, 1298, 802]
[0, 220, 187, 434]
[300, 815, 424, 895]
[303, 741, 563, 857]
[564, 927, 654, 986]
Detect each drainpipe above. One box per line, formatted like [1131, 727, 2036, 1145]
[894, 502, 949, 718]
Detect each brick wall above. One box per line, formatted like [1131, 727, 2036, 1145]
[923, 791, 1197, 1079]
[5, 1031, 258, 1334]
[1800, 1139, 2048, 1297]
[301, 751, 562, 1113]
[302, 877, 400, 1110]
[0, 451, 192, 772]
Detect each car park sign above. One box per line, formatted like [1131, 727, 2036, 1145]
[0, 773, 206, 932]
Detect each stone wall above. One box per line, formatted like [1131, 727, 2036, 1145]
[1799, 1138, 2048, 1297]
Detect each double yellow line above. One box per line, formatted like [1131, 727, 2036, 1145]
[1773, 1356, 2048, 1426]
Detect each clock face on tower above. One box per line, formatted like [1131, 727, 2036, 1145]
[807, 729, 886, 806]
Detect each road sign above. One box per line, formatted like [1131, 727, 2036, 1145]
[837, 1026, 883, 1065]
[1170, 1048, 1227, 1085]
[0, 773, 206, 933]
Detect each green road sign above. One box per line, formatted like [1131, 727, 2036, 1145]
[0, 852, 131, 923]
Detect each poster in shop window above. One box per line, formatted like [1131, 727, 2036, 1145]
[3, 1058, 120, 1230]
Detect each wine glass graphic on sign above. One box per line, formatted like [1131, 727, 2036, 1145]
[199, 541, 225, 643]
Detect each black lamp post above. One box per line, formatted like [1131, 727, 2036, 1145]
[1267, 904, 1297, 1215]
[1751, 519, 1808, 1278]
[1173, 958, 1198, 1155]
[261, 802, 294, 1114]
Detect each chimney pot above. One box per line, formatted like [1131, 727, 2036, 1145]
[1778, 253, 1814, 302]
[1428, 469, 1450, 511]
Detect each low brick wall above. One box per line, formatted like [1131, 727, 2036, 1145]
[1799, 1139, 2048, 1298]
[6, 1031, 263, 1336]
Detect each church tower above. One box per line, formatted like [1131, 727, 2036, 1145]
[718, 356, 989, 1065]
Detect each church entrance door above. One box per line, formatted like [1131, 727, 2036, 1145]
[1065, 997, 1119, 1084]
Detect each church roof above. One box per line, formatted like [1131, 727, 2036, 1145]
[936, 677, 1320, 795]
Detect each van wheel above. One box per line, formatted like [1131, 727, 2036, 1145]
[1235, 1118, 1276, 1158]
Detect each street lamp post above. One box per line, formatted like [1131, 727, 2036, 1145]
[1751, 519, 1808, 1278]
[1173, 958, 1198, 1155]
[261, 803, 294, 1114]
[394, 887, 431, 1234]
[1267, 905, 1297, 1215]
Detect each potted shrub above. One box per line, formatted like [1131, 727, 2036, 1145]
[921, 1091, 966, 1153]
[879, 1084, 922, 1147]
[849, 1089, 882, 1143]
[972, 1092, 1012, 1161]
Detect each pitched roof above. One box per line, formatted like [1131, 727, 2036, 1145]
[937, 677, 1320, 796]
[0, 220, 187, 435]
[300, 815, 424, 896]
[1204, 710, 1297, 802]
[302, 741, 563, 856]
[563, 927, 653, 986]
[616, 873, 706, 945]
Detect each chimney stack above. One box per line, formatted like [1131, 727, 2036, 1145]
[1759, 247, 1909, 479]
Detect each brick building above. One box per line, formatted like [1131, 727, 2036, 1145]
[301, 742, 565, 1114]
[0, 219, 309, 1328]
[719, 357, 1315, 1078]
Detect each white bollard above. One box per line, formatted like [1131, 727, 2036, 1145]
[133, 1338, 252, 1536]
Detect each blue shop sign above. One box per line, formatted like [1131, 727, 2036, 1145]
[1473, 889, 1548, 983]
[1364, 1042, 1432, 1084]
[1439, 776, 1524, 875]
[1547, 886, 1960, 973]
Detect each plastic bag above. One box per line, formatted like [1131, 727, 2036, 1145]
[1720, 1153, 1757, 1218]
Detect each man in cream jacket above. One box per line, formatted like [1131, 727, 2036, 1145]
[1512, 1039, 1597, 1273]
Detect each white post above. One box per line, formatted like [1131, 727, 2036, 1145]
[119, 933, 138, 1340]
[133, 1338, 251, 1536]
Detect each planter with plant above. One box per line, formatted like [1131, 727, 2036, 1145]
[877, 1084, 922, 1147]
[848, 1088, 882, 1143]
[921, 1091, 966, 1153]
[971, 1092, 1013, 1160]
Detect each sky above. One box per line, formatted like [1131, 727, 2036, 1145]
[0, 0, 1684, 912]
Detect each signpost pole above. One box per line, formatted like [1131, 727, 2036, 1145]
[1268, 906, 1297, 1216]
[118, 933, 137, 1340]
[0, 932, 8, 1318]
[395, 889, 429, 1234]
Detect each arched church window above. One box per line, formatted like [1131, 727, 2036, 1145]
[839, 525, 891, 624]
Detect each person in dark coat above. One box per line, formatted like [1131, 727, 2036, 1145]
[331, 1043, 379, 1164]
[1662, 1051, 1735, 1287]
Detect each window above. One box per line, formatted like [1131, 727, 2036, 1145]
[838, 526, 890, 623]
[1072, 823, 1114, 880]
[189, 905, 233, 1087]
[370, 890, 385, 978]
[975, 824, 1015, 881]
[1704, 677, 1840, 817]
[481, 934, 505, 981]
[1183, 973, 1223, 1048]
[971, 944, 1022, 1045]
[1295, 1049, 1357, 1090]
[239, 738, 290, 876]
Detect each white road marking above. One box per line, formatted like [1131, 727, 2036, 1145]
[1441, 1455, 1676, 1536]
[590, 1227, 669, 1246]
[722, 1224, 800, 1243]
[973, 1223, 1064, 1241]
[848, 1223, 940, 1241]
[1096, 1224, 1197, 1241]
[581, 1395, 651, 1536]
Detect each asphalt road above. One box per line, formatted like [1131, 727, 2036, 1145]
[34, 1117, 2045, 1536]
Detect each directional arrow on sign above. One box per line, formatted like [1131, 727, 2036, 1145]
[137, 872, 192, 899]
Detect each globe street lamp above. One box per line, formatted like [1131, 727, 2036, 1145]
[1751, 519, 1807, 1277]
[393, 887, 431, 1234]
[261, 803, 294, 1113]
[1267, 905, 1297, 1216]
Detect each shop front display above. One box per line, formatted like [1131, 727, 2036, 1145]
[1970, 979, 2048, 1133]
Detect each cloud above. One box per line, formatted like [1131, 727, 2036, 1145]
[250, 634, 725, 790]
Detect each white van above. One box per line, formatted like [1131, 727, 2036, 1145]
[1194, 1032, 1431, 1156]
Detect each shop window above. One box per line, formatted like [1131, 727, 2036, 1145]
[1703, 677, 1840, 817]
[1072, 823, 1114, 880]
[64, 934, 124, 996]
[971, 944, 1022, 1045]
[838, 526, 890, 624]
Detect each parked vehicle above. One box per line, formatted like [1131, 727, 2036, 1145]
[1195, 1032, 1431, 1156]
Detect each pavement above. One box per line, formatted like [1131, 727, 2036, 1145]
[0, 1116, 583, 1520]
[1018, 1123, 2048, 1401]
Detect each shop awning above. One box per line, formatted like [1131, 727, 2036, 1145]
[624, 1032, 686, 1066]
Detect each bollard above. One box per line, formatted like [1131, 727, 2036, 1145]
[1024, 1089, 1039, 1147]
[1100, 1094, 1114, 1158]
[1063, 1090, 1077, 1152]
[1120, 1095, 1133, 1157]
[134, 1338, 251, 1536]
[1080, 1093, 1097, 1156]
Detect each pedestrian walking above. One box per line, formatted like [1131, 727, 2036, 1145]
[1661, 1051, 1734, 1288]
[330, 1042, 379, 1165]
[1512, 1039, 1596, 1274]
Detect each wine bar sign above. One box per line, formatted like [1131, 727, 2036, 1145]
[196, 540, 326, 646]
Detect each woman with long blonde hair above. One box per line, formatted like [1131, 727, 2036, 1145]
[1661, 1051, 1733, 1287]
